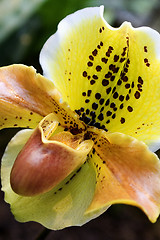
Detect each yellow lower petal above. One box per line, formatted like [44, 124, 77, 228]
[1, 129, 97, 230]
[85, 131, 160, 223]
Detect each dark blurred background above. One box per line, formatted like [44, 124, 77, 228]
[1, 0, 160, 239]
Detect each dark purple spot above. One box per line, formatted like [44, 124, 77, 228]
[95, 122, 101, 128]
[102, 79, 109, 86]
[126, 94, 130, 101]
[117, 79, 122, 86]
[114, 55, 119, 62]
[93, 74, 98, 79]
[105, 72, 112, 78]
[87, 90, 92, 97]
[82, 71, 87, 77]
[95, 93, 101, 100]
[85, 99, 90, 103]
[134, 91, 140, 99]
[127, 106, 133, 112]
[111, 76, 115, 81]
[96, 65, 102, 72]
[113, 92, 118, 99]
[90, 111, 96, 118]
[112, 113, 116, 119]
[127, 59, 130, 65]
[122, 76, 128, 82]
[110, 102, 115, 108]
[92, 102, 98, 110]
[98, 113, 104, 121]
[89, 55, 94, 61]
[106, 87, 111, 94]
[125, 83, 130, 89]
[109, 64, 116, 71]
[107, 111, 112, 116]
[124, 68, 128, 73]
[90, 80, 95, 85]
[99, 98, 104, 105]
[120, 117, 125, 124]
[112, 87, 116, 94]
[131, 82, 134, 88]
[101, 58, 108, 64]
[144, 46, 148, 52]
[138, 76, 143, 84]
[105, 99, 110, 106]
[100, 106, 104, 112]
[88, 61, 93, 67]
[92, 49, 98, 56]
[120, 103, 124, 109]
[120, 58, 125, 63]
[121, 47, 127, 56]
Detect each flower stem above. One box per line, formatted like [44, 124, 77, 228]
[35, 228, 51, 240]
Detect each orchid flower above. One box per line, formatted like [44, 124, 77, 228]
[1, 6, 160, 230]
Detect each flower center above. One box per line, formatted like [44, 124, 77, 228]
[75, 108, 108, 131]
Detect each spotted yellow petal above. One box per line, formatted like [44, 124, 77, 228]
[1, 127, 108, 230]
[10, 113, 93, 196]
[40, 6, 160, 151]
[85, 130, 160, 223]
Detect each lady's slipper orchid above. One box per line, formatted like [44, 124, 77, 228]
[1, 6, 160, 230]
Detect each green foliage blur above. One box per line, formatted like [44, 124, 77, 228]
[0, 0, 90, 70]
[0, 0, 160, 71]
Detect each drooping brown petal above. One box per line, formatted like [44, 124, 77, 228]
[0, 64, 85, 131]
[85, 129, 160, 223]
[10, 114, 93, 196]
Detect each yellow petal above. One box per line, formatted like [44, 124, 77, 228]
[1, 128, 98, 230]
[10, 113, 93, 196]
[0, 64, 85, 132]
[85, 130, 160, 222]
[40, 6, 160, 150]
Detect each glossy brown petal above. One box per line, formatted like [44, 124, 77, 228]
[10, 114, 93, 196]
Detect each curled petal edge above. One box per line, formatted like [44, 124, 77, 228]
[85, 130, 160, 223]
[10, 113, 93, 196]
